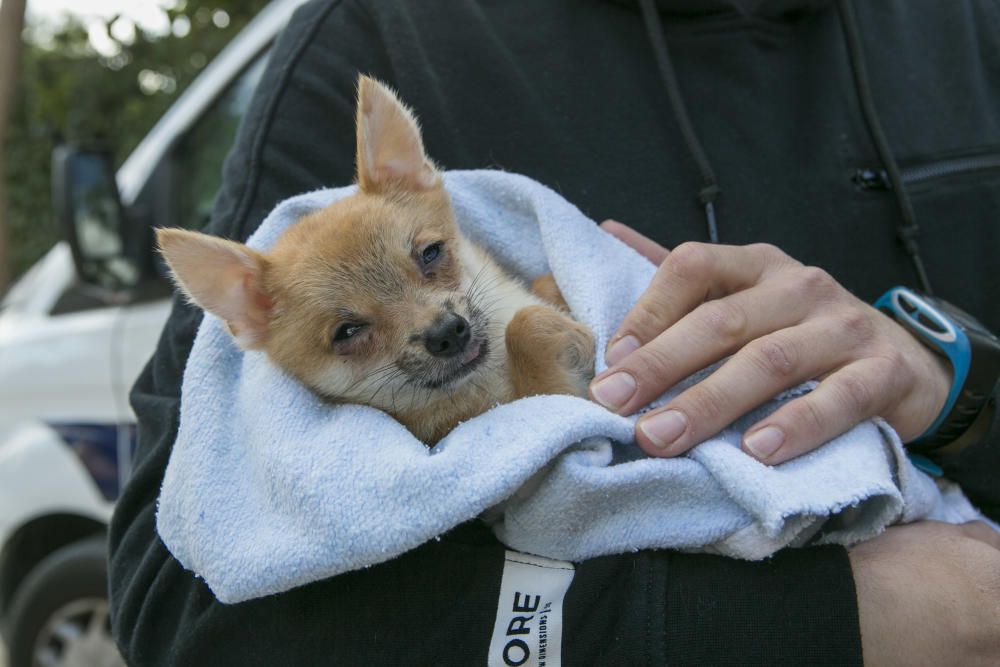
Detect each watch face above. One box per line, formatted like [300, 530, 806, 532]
[896, 292, 958, 344]
[928, 296, 996, 340]
[883, 287, 1000, 454]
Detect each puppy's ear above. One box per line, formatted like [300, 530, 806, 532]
[355, 75, 440, 194]
[156, 228, 273, 349]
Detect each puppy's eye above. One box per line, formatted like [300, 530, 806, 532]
[420, 242, 443, 266]
[333, 322, 366, 343]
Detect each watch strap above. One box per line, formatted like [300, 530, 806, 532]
[875, 286, 1000, 456]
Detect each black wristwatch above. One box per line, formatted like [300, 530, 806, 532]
[875, 287, 1000, 463]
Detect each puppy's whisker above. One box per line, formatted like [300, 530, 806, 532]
[470, 283, 508, 305]
[365, 368, 406, 405]
[465, 265, 490, 297]
[391, 376, 414, 414]
[343, 362, 399, 396]
[467, 278, 501, 305]
[465, 271, 505, 306]
[473, 298, 507, 316]
[356, 362, 398, 383]
[468, 277, 505, 304]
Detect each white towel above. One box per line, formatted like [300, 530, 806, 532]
[157, 170, 983, 604]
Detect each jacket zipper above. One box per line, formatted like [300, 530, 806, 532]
[853, 153, 1000, 191]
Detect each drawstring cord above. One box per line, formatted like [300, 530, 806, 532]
[638, 0, 722, 243]
[837, 0, 934, 294]
[637, 0, 936, 293]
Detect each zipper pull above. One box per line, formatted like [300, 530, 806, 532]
[853, 167, 891, 191]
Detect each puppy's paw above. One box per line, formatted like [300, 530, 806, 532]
[559, 319, 596, 381]
[506, 305, 595, 398]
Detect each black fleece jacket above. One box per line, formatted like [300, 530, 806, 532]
[109, 1, 1000, 664]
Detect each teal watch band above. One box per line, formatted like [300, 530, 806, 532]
[875, 286, 1000, 468]
[874, 288, 970, 441]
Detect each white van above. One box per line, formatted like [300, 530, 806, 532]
[0, 2, 306, 664]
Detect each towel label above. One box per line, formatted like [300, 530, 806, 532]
[488, 551, 574, 667]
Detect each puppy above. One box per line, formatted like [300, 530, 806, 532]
[157, 76, 595, 444]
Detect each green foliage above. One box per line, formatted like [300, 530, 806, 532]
[4, 0, 269, 280]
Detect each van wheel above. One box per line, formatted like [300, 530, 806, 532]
[6, 536, 124, 667]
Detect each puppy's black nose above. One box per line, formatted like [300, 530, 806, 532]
[423, 314, 471, 358]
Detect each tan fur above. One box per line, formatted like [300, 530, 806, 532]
[506, 306, 595, 400]
[531, 274, 568, 309]
[158, 76, 595, 444]
[156, 229, 272, 349]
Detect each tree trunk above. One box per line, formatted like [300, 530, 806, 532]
[0, 0, 27, 295]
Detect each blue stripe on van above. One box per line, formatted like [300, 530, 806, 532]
[47, 423, 136, 502]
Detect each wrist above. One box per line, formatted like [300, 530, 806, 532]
[907, 348, 953, 441]
[875, 287, 1000, 461]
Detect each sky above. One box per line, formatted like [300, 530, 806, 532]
[26, 0, 176, 30]
[22, 0, 228, 56]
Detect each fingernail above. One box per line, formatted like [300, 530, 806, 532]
[639, 410, 688, 449]
[744, 426, 785, 460]
[605, 335, 640, 366]
[591, 372, 637, 409]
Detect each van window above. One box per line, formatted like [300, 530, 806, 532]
[174, 52, 270, 231]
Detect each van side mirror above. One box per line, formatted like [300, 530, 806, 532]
[52, 145, 139, 290]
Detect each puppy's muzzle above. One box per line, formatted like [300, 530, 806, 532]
[423, 313, 471, 358]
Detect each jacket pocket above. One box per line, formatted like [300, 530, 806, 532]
[852, 151, 1000, 192]
[848, 149, 1000, 334]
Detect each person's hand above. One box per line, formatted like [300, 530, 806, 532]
[850, 520, 1000, 666]
[591, 220, 951, 463]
